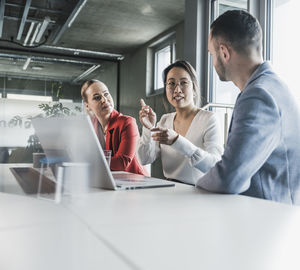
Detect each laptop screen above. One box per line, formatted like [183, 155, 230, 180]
[32, 115, 117, 190]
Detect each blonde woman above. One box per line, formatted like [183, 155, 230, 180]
[81, 79, 148, 176]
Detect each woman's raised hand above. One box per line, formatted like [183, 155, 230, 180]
[139, 99, 157, 129]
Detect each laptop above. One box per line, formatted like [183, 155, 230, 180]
[31, 115, 175, 190]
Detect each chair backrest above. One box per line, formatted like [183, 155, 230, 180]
[202, 103, 234, 147]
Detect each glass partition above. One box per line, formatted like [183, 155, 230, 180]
[0, 55, 118, 164]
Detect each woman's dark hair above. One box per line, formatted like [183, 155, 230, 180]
[81, 79, 100, 102]
[162, 60, 201, 106]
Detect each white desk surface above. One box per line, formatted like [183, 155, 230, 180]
[1, 164, 300, 270]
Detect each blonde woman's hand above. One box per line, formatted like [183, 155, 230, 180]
[150, 127, 179, 145]
[139, 99, 157, 129]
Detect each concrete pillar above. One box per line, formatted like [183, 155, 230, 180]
[184, 0, 209, 104]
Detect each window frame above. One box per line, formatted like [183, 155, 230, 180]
[147, 33, 176, 96]
[207, 0, 250, 106]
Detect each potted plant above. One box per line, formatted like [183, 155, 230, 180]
[8, 102, 82, 163]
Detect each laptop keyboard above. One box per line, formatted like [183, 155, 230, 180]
[113, 173, 147, 182]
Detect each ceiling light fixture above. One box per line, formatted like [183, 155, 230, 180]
[59, 98, 73, 103]
[7, 93, 52, 102]
[22, 57, 31, 70]
[23, 21, 35, 46]
[31, 65, 44, 70]
[35, 16, 51, 43]
[141, 4, 154, 15]
[29, 23, 41, 46]
[72, 64, 101, 83]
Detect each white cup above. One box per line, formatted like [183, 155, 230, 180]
[56, 162, 90, 196]
[103, 150, 112, 167]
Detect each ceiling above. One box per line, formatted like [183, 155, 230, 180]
[0, 0, 185, 83]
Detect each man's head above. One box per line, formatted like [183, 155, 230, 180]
[208, 10, 263, 82]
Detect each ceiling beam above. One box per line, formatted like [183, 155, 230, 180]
[5, 2, 67, 15]
[41, 45, 124, 60]
[0, 52, 102, 66]
[0, 45, 122, 63]
[52, 0, 87, 45]
[0, 0, 5, 38]
[17, 0, 32, 40]
[0, 74, 74, 83]
[4, 15, 56, 24]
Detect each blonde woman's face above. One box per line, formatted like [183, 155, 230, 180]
[84, 82, 114, 117]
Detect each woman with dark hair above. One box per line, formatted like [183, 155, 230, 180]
[81, 79, 148, 176]
[137, 60, 223, 185]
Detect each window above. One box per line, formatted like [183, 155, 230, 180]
[154, 45, 171, 90]
[208, 0, 248, 105]
[147, 34, 176, 95]
[206, 0, 248, 146]
[272, 0, 300, 105]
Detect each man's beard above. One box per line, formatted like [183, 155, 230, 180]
[216, 54, 227, 81]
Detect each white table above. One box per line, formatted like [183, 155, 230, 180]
[1, 164, 300, 270]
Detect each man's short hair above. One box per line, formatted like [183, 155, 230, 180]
[210, 10, 262, 55]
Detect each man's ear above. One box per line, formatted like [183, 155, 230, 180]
[219, 44, 231, 63]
